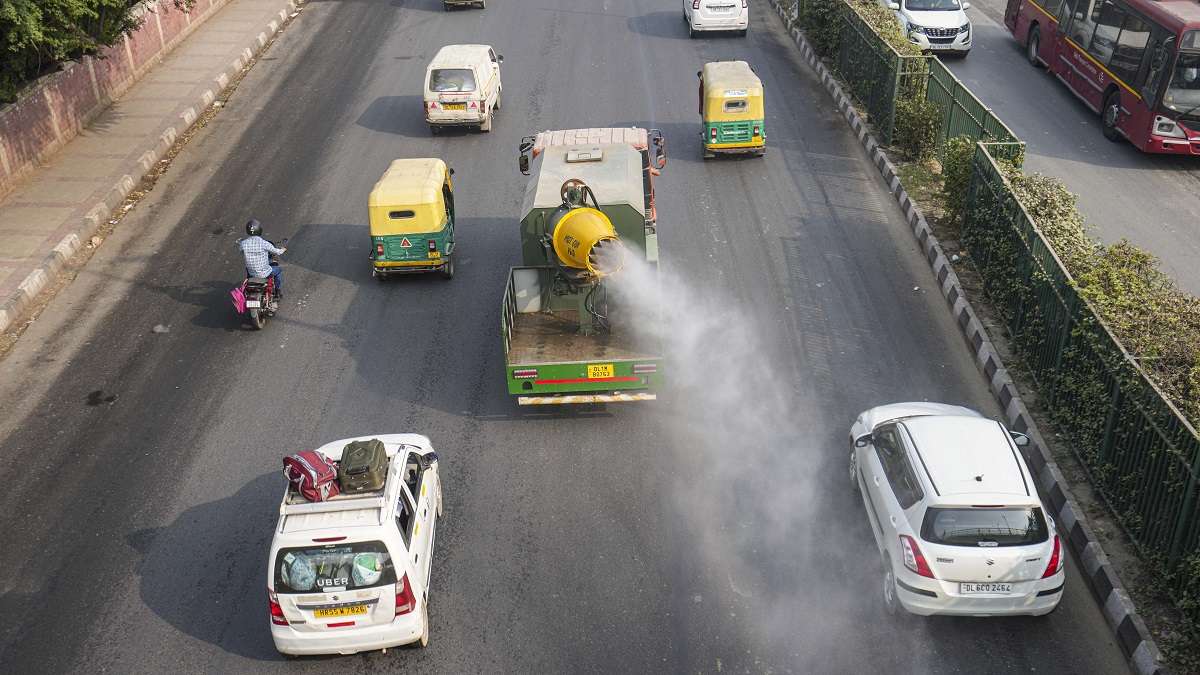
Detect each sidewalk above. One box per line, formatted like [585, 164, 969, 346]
[0, 0, 301, 334]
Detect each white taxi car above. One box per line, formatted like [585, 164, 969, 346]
[268, 434, 443, 655]
[849, 403, 1064, 617]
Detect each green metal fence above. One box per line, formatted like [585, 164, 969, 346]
[926, 59, 1022, 152]
[963, 143, 1200, 571]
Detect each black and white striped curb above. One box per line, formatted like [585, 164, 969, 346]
[0, 0, 301, 335]
[765, 1, 1167, 673]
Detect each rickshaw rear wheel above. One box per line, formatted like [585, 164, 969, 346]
[442, 256, 455, 279]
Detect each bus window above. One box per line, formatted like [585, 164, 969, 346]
[1087, 1, 1125, 66]
[1041, 0, 1065, 18]
[1110, 14, 1151, 85]
[1069, 0, 1101, 49]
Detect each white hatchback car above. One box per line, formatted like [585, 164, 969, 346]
[883, 0, 972, 56]
[683, 0, 749, 37]
[268, 434, 443, 655]
[849, 403, 1065, 617]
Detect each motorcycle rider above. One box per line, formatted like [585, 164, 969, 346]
[238, 219, 286, 299]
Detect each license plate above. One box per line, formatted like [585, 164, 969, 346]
[428, 251, 441, 258]
[959, 582, 1013, 595]
[245, 300, 261, 308]
[313, 605, 368, 618]
[443, 103, 466, 110]
[587, 363, 614, 379]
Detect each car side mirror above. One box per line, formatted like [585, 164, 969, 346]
[420, 451, 439, 468]
[697, 70, 702, 79]
[854, 435, 872, 448]
[887, 2, 900, 9]
[448, 167, 455, 176]
[962, 1, 971, 8]
[1009, 431, 1030, 447]
[518, 153, 530, 175]
[497, 55, 504, 63]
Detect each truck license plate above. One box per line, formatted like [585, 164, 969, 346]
[587, 363, 614, 379]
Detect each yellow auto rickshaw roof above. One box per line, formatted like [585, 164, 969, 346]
[702, 61, 763, 95]
[369, 158, 447, 209]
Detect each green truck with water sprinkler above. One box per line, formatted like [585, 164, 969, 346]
[501, 128, 667, 405]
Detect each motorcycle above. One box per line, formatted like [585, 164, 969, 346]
[230, 238, 286, 330]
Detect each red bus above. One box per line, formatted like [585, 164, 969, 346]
[1005, 0, 1200, 154]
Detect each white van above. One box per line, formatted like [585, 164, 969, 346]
[268, 434, 443, 655]
[424, 44, 503, 134]
[683, 0, 750, 37]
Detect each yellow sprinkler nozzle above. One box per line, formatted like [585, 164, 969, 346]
[551, 207, 625, 278]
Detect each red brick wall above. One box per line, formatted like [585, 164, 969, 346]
[0, 0, 231, 199]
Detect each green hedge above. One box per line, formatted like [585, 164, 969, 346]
[0, 1, 195, 103]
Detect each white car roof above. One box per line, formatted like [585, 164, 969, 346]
[275, 434, 433, 538]
[429, 44, 492, 68]
[902, 416, 1036, 504]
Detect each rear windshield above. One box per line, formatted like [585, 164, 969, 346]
[429, 68, 476, 92]
[273, 540, 396, 594]
[921, 507, 1049, 547]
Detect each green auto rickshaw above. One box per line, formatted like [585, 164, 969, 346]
[368, 158, 456, 279]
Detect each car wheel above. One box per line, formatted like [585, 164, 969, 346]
[1026, 26, 1041, 67]
[494, 89, 501, 111]
[882, 560, 899, 616]
[429, 124, 440, 136]
[738, 28, 748, 37]
[480, 107, 493, 132]
[849, 453, 859, 492]
[443, 1, 450, 10]
[688, 25, 696, 38]
[1102, 90, 1122, 142]
[417, 601, 430, 647]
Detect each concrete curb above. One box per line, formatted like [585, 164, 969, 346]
[0, 0, 300, 336]
[765, 2, 1167, 673]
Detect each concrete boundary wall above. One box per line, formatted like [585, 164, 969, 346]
[0, 0, 233, 201]
[763, 1, 1168, 673]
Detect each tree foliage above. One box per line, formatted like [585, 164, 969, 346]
[0, 0, 194, 103]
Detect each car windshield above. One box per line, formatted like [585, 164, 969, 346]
[273, 541, 396, 594]
[1164, 52, 1200, 112]
[904, 0, 962, 10]
[921, 507, 1049, 547]
[429, 68, 476, 93]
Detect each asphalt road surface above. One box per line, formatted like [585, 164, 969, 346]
[949, 0, 1200, 296]
[0, 1, 1130, 673]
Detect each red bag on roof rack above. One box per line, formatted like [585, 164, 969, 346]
[283, 450, 340, 502]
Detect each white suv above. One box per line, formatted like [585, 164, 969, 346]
[883, 0, 972, 57]
[849, 403, 1064, 617]
[683, 0, 750, 37]
[268, 434, 443, 655]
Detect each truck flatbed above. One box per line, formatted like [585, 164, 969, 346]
[508, 310, 656, 365]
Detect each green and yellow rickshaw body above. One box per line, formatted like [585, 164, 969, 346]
[700, 61, 765, 157]
[368, 158, 456, 277]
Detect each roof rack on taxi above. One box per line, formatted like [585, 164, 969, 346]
[279, 495, 387, 516]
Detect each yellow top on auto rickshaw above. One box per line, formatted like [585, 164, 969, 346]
[368, 158, 456, 279]
[699, 61, 765, 158]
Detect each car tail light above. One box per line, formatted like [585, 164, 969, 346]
[693, 0, 700, 8]
[752, 125, 761, 136]
[710, 128, 717, 141]
[376, 243, 384, 256]
[268, 589, 288, 626]
[395, 573, 416, 616]
[632, 363, 657, 374]
[512, 369, 538, 379]
[312, 536, 346, 543]
[428, 239, 437, 252]
[1042, 535, 1063, 578]
[899, 535, 935, 578]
